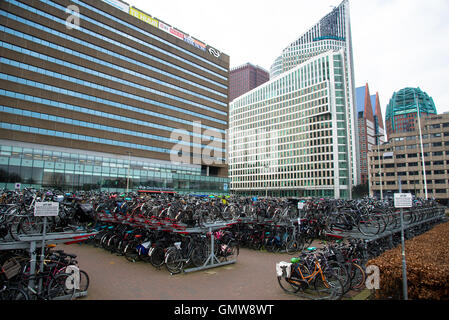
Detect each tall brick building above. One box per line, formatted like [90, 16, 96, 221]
[356, 84, 385, 185]
[229, 63, 269, 101]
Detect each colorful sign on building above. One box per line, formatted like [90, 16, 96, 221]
[129, 7, 159, 28]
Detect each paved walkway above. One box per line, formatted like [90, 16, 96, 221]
[58, 243, 307, 300]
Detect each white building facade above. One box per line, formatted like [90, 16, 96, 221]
[229, 0, 359, 198]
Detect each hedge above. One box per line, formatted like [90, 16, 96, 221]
[367, 221, 449, 300]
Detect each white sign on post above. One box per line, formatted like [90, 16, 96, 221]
[34, 202, 59, 217]
[394, 193, 413, 208]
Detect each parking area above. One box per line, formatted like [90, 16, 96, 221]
[57, 243, 307, 300]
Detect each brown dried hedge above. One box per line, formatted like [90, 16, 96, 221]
[367, 221, 449, 300]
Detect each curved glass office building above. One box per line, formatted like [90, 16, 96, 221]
[385, 87, 437, 140]
[0, 0, 229, 194]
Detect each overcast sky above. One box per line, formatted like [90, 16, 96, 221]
[129, 0, 449, 117]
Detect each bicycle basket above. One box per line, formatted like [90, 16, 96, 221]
[2, 258, 21, 280]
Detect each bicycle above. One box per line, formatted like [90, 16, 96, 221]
[277, 250, 344, 300]
[164, 234, 210, 274]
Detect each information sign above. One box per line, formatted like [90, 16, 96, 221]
[34, 202, 59, 217]
[394, 193, 413, 208]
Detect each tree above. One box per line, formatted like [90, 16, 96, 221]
[352, 183, 369, 199]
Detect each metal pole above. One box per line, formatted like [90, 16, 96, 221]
[400, 208, 408, 300]
[38, 216, 47, 295]
[414, 92, 427, 199]
[126, 152, 131, 193]
[377, 137, 383, 200]
[398, 177, 408, 300]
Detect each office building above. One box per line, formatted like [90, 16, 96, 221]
[229, 0, 358, 199]
[356, 84, 385, 184]
[369, 113, 449, 204]
[0, 0, 229, 194]
[385, 87, 437, 140]
[230, 63, 269, 101]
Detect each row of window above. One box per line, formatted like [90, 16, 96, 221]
[1, 54, 227, 125]
[0, 10, 227, 98]
[232, 56, 332, 111]
[0, 170, 226, 193]
[0, 88, 225, 142]
[375, 169, 449, 177]
[0, 162, 225, 182]
[394, 132, 449, 141]
[10, 0, 228, 81]
[231, 83, 328, 121]
[72, 0, 228, 73]
[0, 72, 227, 135]
[1, 34, 226, 107]
[0, 105, 226, 153]
[0, 145, 201, 173]
[0, 122, 226, 162]
[231, 178, 339, 188]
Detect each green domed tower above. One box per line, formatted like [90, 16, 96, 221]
[385, 87, 437, 140]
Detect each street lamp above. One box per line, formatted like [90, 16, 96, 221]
[413, 92, 428, 199]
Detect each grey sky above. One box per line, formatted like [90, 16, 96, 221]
[129, 0, 449, 117]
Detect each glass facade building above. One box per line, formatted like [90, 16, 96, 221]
[385, 87, 437, 140]
[230, 51, 354, 199]
[229, 0, 358, 199]
[0, 0, 229, 194]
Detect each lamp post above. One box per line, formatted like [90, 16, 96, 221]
[414, 92, 428, 199]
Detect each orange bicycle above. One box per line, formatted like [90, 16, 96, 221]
[277, 251, 344, 300]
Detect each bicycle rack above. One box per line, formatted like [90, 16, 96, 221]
[0, 228, 97, 300]
[323, 207, 446, 243]
[174, 221, 239, 274]
[95, 214, 240, 274]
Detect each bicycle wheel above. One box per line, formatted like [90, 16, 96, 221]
[277, 263, 309, 294]
[191, 244, 209, 267]
[165, 249, 184, 274]
[47, 273, 76, 300]
[124, 241, 140, 263]
[149, 246, 165, 268]
[220, 242, 238, 262]
[18, 215, 44, 235]
[313, 270, 344, 300]
[349, 262, 366, 290]
[327, 261, 350, 294]
[286, 239, 302, 255]
[0, 286, 29, 300]
[277, 275, 303, 294]
[357, 214, 380, 236]
[78, 269, 90, 292]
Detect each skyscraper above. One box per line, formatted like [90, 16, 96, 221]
[230, 63, 269, 101]
[229, 0, 358, 199]
[356, 84, 385, 185]
[385, 87, 437, 140]
[0, 0, 229, 193]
